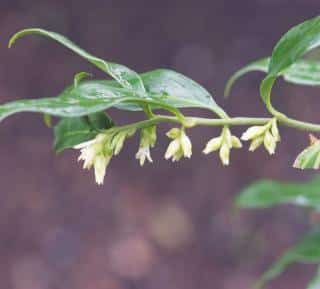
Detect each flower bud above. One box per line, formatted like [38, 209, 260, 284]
[263, 131, 276, 155]
[219, 143, 230, 166]
[166, 128, 181, 139]
[249, 136, 264, 152]
[271, 119, 280, 141]
[231, 135, 242, 149]
[241, 126, 266, 141]
[135, 126, 157, 166]
[180, 131, 192, 158]
[203, 136, 222, 154]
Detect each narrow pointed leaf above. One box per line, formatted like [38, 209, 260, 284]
[9, 28, 146, 93]
[236, 176, 320, 210]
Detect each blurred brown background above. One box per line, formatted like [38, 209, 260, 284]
[0, 1, 319, 288]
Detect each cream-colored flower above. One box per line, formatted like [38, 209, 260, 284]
[165, 128, 192, 161]
[242, 118, 280, 155]
[203, 127, 242, 166]
[135, 126, 157, 166]
[74, 133, 112, 185]
[136, 146, 153, 166]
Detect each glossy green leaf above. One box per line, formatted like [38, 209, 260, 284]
[293, 141, 320, 170]
[236, 176, 320, 210]
[54, 112, 114, 153]
[0, 68, 227, 122]
[9, 28, 146, 93]
[268, 15, 320, 76]
[256, 230, 320, 289]
[225, 58, 320, 96]
[139, 69, 227, 117]
[307, 267, 320, 289]
[260, 16, 320, 104]
[0, 82, 137, 122]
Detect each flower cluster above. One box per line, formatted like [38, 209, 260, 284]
[73, 118, 282, 185]
[165, 128, 192, 162]
[241, 118, 280, 155]
[74, 127, 136, 185]
[203, 126, 242, 165]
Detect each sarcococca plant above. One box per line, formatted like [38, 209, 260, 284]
[1, 16, 320, 185]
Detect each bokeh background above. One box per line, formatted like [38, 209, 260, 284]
[0, 1, 319, 288]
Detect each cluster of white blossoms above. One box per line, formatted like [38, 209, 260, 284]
[165, 128, 192, 161]
[73, 119, 282, 185]
[203, 126, 242, 165]
[241, 118, 280, 155]
[74, 128, 136, 185]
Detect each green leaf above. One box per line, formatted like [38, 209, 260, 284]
[225, 58, 320, 96]
[140, 69, 227, 117]
[260, 16, 320, 104]
[9, 28, 146, 93]
[4, 28, 227, 120]
[307, 267, 320, 289]
[0, 83, 135, 122]
[53, 112, 114, 153]
[268, 16, 320, 77]
[236, 176, 320, 210]
[255, 230, 320, 289]
[0, 69, 227, 122]
[293, 141, 320, 170]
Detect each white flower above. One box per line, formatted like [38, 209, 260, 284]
[136, 146, 153, 166]
[203, 127, 242, 166]
[165, 128, 192, 161]
[242, 119, 280, 155]
[135, 126, 157, 166]
[74, 133, 112, 185]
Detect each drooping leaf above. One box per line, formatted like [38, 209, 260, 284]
[307, 267, 320, 289]
[225, 58, 320, 96]
[236, 176, 320, 210]
[9, 28, 146, 93]
[255, 230, 320, 289]
[53, 112, 114, 153]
